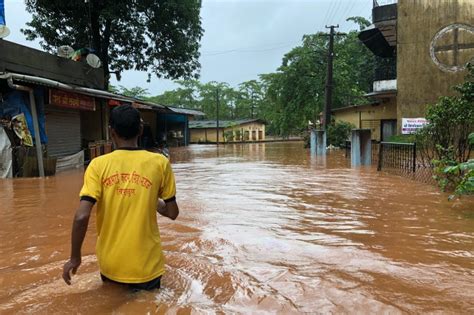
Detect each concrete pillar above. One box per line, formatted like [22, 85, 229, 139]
[315, 130, 326, 156]
[310, 129, 327, 155]
[351, 129, 372, 167]
[310, 129, 317, 155]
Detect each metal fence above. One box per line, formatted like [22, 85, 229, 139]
[345, 141, 435, 184]
[377, 142, 435, 184]
[377, 142, 416, 173]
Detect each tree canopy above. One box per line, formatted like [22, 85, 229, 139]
[22, 0, 203, 86]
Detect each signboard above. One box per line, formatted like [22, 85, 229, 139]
[49, 89, 96, 111]
[401, 118, 428, 134]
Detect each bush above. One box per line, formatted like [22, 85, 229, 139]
[424, 63, 474, 198]
[386, 134, 416, 143]
[327, 121, 355, 147]
[224, 130, 234, 142]
[234, 130, 241, 141]
[433, 133, 474, 199]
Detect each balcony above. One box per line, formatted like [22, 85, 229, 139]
[358, 1, 397, 58]
[372, 0, 397, 47]
[366, 58, 397, 98]
[374, 61, 396, 81]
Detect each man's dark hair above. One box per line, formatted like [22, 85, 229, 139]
[109, 105, 142, 139]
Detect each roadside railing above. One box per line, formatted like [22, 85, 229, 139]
[378, 142, 435, 184]
[345, 140, 435, 184]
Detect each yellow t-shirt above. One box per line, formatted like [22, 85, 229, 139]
[79, 148, 176, 283]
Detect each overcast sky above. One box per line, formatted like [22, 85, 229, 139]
[4, 0, 372, 95]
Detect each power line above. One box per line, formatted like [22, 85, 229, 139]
[202, 41, 295, 54]
[323, 0, 336, 26]
[339, 0, 358, 22]
[328, 0, 343, 24]
[201, 42, 300, 57]
[333, 0, 351, 25]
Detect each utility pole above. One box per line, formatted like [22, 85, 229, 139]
[323, 24, 338, 130]
[216, 87, 220, 145]
[250, 91, 255, 119]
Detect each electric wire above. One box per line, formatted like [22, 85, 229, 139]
[327, 0, 343, 24]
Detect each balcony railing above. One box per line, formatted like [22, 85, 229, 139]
[373, 0, 397, 23]
[374, 59, 397, 81]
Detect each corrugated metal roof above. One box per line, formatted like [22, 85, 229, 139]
[167, 106, 205, 116]
[189, 119, 264, 129]
[1, 72, 207, 117]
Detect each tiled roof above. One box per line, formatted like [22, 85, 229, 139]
[189, 119, 264, 129]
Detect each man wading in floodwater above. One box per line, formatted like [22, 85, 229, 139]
[62, 104, 179, 291]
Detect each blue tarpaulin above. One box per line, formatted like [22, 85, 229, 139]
[0, 0, 5, 25]
[0, 88, 48, 144]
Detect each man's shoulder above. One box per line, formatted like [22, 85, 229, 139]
[144, 151, 169, 165]
[89, 152, 113, 165]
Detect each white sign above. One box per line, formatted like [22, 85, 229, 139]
[401, 118, 429, 134]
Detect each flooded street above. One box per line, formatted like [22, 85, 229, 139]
[1, 142, 473, 314]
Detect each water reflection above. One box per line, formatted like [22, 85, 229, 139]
[1, 142, 473, 313]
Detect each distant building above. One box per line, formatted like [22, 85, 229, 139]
[189, 119, 265, 143]
[333, 0, 474, 141]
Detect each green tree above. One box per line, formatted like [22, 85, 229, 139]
[420, 64, 474, 198]
[197, 81, 235, 120]
[237, 80, 265, 119]
[119, 86, 149, 99]
[147, 80, 201, 108]
[256, 17, 375, 136]
[23, 0, 203, 86]
[327, 121, 355, 147]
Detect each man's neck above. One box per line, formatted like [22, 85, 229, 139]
[114, 138, 139, 149]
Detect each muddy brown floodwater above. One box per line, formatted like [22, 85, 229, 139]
[1, 142, 473, 314]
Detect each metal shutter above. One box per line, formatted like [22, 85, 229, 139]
[45, 107, 81, 157]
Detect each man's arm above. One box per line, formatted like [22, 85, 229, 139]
[62, 199, 94, 285]
[157, 198, 179, 220]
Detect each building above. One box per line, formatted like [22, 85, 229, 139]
[189, 119, 265, 143]
[155, 107, 205, 147]
[334, 0, 474, 141]
[0, 40, 203, 177]
[332, 102, 397, 141]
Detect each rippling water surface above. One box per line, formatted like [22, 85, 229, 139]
[1, 142, 473, 314]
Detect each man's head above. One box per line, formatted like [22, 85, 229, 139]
[109, 105, 143, 141]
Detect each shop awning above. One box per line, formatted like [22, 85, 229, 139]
[0, 72, 165, 109]
[1, 72, 207, 117]
[167, 106, 205, 116]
